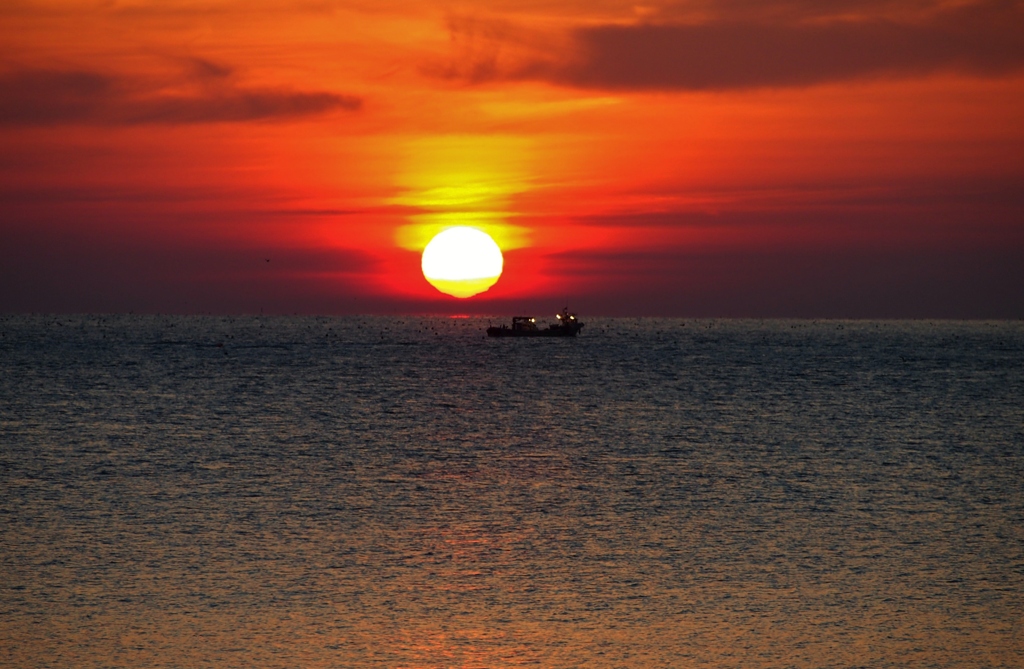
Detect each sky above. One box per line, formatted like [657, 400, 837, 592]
[2, 0, 1023, 317]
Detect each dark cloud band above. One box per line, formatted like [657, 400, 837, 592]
[464, 1, 1024, 90]
[0, 68, 362, 125]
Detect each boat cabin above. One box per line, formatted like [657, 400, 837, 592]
[511, 316, 539, 332]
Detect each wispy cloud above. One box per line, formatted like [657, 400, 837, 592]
[0, 64, 362, 126]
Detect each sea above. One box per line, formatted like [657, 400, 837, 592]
[1, 315, 1022, 668]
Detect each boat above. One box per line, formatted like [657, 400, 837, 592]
[487, 308, 584, 337]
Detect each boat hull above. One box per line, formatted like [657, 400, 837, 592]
[486, 325, 583, 337]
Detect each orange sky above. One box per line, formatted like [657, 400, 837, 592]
[2, 0, 1023, 316]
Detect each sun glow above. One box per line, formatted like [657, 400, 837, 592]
[421, 227, 503, 298]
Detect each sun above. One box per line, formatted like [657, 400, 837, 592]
[421, 227, 503, 298]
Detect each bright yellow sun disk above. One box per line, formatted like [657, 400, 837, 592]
[421, 227, 503, 298]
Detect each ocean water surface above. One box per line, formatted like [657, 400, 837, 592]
[1, 315, 1022, 668]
